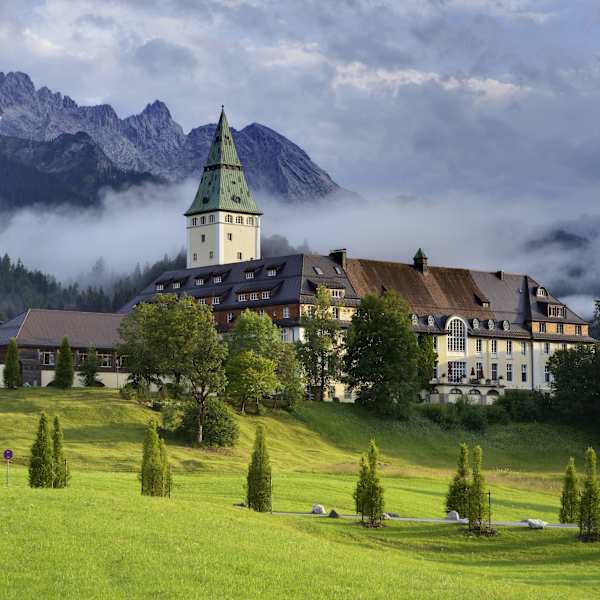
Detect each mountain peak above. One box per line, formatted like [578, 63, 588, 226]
[141, 100, 172, 120]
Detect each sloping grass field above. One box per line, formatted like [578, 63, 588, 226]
[1, 389, 599, 599]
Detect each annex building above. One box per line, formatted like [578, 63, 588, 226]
[0, 109, 594, 402]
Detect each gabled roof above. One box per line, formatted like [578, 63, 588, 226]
[0, 309, 125, 349]
[185, 108, 261, 216]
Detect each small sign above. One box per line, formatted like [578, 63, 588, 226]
[3, 449, 13, 461]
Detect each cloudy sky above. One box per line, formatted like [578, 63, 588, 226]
[1, 0, 600, 315]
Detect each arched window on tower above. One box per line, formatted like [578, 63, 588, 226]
[447, 317, 467, 353]
[225, 214, 233, 223]
[236, 215, 243, 224]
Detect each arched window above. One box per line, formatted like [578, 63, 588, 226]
[427, 315, 435, 327]
[449, 388, 463, 395]
[411, 314, 418, 326]
[447, 318, 466, 353]
[487, 319, 495, 330]
[472, 318, 479, 330]
[225, 214, 233, 223]
[236, 215, 243, 224]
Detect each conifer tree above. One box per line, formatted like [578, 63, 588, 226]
[140, 420, 163, 496]
[79, 347, 100, 387]
[353, 455, 369, 522]
[29, 412, 54, 488]
[446, 443, 470, 518]
[54, 336, 74, 389]
[3, 337, 21, 388]
[559, 457, 579, 524]
[52, 415, 70, 488]
[160, 438, 172, 498]
[468, 445, 488, 531]
[354, 440, 385, 527]
[579, 447, 600, 540]
[246, 425, 272, 512]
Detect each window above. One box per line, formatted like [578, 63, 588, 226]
[250, 292, 259, 301]
[209, 215, 215, 223]
[193, 253, 198, 262]
[155, 283, 164, 291]
[40, 351, 55, 366]
[192, 217, 197, 226]
[491, 339, 497, 357]
[544, 342, 550, 354]
[238, 294, 247, 302]
[487, 319, 495, 330]
[433, 363, 438, 379]
[201, 234, 206, 242]
[213, 296, 220, 305]
[198, 298, 206, 305]
[503, 320, 510, 331]
[258, 309, 265, 316]
[548, 305, 566, 318]
[283, 307, 290, 319]
[331, 289, 344, 298]
[576, 325, 582, 336]
[448, 361, 466, 383]
[267, 268, 277, 277]
[562, 343, 567, 351]
[313, 266, 324, 275]
[428, 315, 435, 327]
[172, 282, 181, 290]
[334, 266, 343, 275]
[557, 323, 564, 334]
[209, 251, 214, 259]
[261, 291, 270, 300]
[472, 318, 480, 330]
[237, 252, 242, 260]
[213, 275, 222, 284]
[491, 363, 498, 381]
[506, 340, 512, 356]
[476, 339, 482, 354]
[539, 322, 546, 333]
[245, 272, 254, 280]
[433, 336, 438, 351]
[225, 214, 233, 223]
[521, 342, 527, 356]
[78, 352, 88, 366]
[236, 216, 243, 224]
[521, 364, 527, 383]
[332, 307, 340, 320]
[98, 354, 113, 368]
[200, 216, 206, 225]
[247, 217, 254, 225]
[537, 287, 548, 297]
[476, 362, 484, 379]
[280, 328, 290, 342]
[227, 233, 233, 241]
[411, 314, 419, 326]
[506, 364, 513, 382]
[447, 318, 466, 353]
[544, 364, 551, 384]
[227, 313, 234, 323]
[195, 278, 205, 286]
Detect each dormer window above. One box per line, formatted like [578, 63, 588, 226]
[250, 292, 259, 301]
[313, 266, 324, 275]
[502, 320, 510, 331]
[548, 305, 566, 319]
[472, 318, 480, 330]
[267, 268, 277, 277]
[487, 320, 495, 330]
[427, 315, 435, 327]
[537, 287, 548, 297]
[238, 293, 247, 302]
[334, 266, 343, 275]
[172, 282, 181, 290]
[155, 283, 164, 292]
[195, 277, 205, 286]
[411, 314, 418, 326]
[261, 291, 270, 300]
[213, 296, 220, 305]
[213, 275, 222, 284]
[245, 272, 254, 280]
[330, 289, 344, 299]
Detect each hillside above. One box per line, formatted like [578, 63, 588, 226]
[1, 389, 600, 599]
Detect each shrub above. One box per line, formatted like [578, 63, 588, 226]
[29, 412, 54, 488]
[353, 439, 385, 527]
[140, 420, 171, 497]
[485, 403, 511, 425]
[468, 445, 489, 531]
[560, 457, 579, 524]
[497, 390, 550, 422]
[79, 348, 100, 387]
[246, 425, 272, 512]
[119, 384, 136, 401]
[579, 447, 600, 541]
[446, 443, 470, 517]
[180, 398, 239, 447]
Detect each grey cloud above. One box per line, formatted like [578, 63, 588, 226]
[132, 38, 198, 74]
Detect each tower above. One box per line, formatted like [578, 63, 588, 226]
[185, 108, 262, 268]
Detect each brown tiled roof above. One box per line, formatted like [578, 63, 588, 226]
[0, 309, 125, 349]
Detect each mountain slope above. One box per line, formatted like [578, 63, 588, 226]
[0, 71, 348, 203]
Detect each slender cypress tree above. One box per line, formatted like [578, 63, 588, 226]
[52, 416, 70, 488]
[559, 457, 579, 524]
[579, 447, 600, 541]
[353, 455, 369, 522]
[468, 445, 488, 531]
[3, 337, 21, 389]
[54, 337, 74, 389]
[160, 438, 172, 498]
[29, 412, 54, 488]
[140, 420, 163, 496]
[246, 425, 272, 512]
[363, 439, 385, 527]
[446, 443, 470, 518]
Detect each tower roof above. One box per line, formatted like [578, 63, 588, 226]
[185, 108, 262, 216]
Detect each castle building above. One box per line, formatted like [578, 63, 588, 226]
[0, 108, 595, 400]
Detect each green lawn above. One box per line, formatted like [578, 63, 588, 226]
[0, 389, 599, 599]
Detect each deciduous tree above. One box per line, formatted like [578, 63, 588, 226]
[417, 334, 438, 392]
[227, 351, 278, 413]
[246, 425, 272, 512]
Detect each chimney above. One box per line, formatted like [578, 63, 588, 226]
[496, 270, 505, 280]
[413, 248, 428, 273]
[329, 248, 347, 270]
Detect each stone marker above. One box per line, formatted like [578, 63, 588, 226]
[311, 504, 326, 515]
[446, 510, 460, 521]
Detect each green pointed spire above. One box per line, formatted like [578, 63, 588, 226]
[185, 107, 261, 216]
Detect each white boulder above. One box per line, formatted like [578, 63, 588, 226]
[527, 519, 546, 529]
[311, 504, 326, 515]
[446, 510, 460, 521]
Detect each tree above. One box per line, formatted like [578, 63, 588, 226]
[3, 337, 21, 388]
[579, 447, 600, 541]
[549, 345, 600, 423]
[591, 299, 600, 339]
[52, 416, 69, 488]
[275, 343, 304, 409]
[345, 291, 419, 418]
[559, 457, 579, 524]
[29, 412, 54, 488]
[468, 445, 488, 531]
[446, 443, 470, 518]
[296, 286, 342, 402]
[355, 439, 385, 527]
[227, 309, 282, 361]
[246, 425, 272, 512]
[180, 397, 239, 447]
[159, 438, 172, 498]
[120, 296, 228, 445]
[79, 347, 100, 387]
[227, 351, 279, 413]
[417, 334, 438, 393]
[54, 336, 74, 389]
[141, 420, 164, 497]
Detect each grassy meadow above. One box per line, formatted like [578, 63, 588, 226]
[1, 388, 599, 599]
